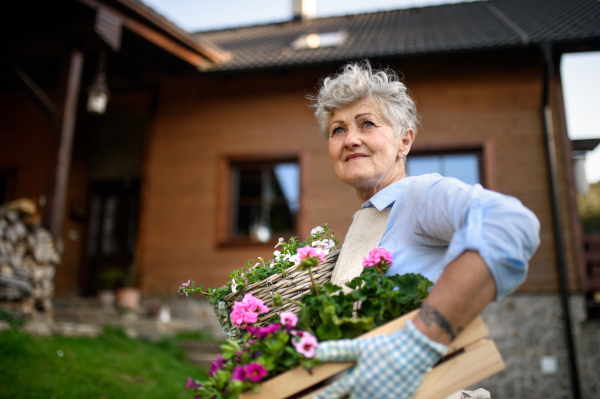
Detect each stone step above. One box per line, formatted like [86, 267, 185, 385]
[53, 296, 104, 308]
[178, 340, 222, 369]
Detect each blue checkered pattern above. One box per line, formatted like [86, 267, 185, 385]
[211, 301, 244, 343]
[313, 321, 447, 399]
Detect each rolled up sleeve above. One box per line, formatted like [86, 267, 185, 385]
[413, 177, 541, 300]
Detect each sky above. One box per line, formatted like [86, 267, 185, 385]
[144, 0, 600, 183]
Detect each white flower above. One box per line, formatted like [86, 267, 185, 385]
[289, 254, 300, 265]
[253, 262, 260, 268]
[241, 272, 244, 277]
[273, 250, 282, 259]
[311, 239, 335, 252]
[275, 237, 284, 248]
[311, 226, 324, 236]
[231, 279, 237, 293]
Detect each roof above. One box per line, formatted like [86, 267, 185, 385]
[195, 0, 600, 72]
[572, 139, 600, 152]
[114, 0, 230, 63]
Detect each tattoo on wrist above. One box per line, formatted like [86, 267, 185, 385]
[418, 304, 459, 341]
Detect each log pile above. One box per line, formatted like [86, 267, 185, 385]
[0, 198, 60, 319]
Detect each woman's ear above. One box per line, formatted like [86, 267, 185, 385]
[400, 128, 415, 157]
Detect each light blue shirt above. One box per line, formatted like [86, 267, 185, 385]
[363, 174, 541, 300]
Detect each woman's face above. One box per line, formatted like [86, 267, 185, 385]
[328, 100, 413, 199]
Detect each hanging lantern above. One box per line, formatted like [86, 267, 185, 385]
[87, 50, 110, 115]
[87, 72, 110, 115]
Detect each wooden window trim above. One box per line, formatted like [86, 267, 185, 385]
[216, 151, 308, 248]
[410, 140, 496, 190]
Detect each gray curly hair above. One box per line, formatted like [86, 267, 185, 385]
[309, 61, 419, 140]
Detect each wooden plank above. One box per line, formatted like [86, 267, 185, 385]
[42, 49, 84, 239]
[298, 340, 504, 399]
[413, 339, 505, 399]
[123, 18, 209, 69]
[76, 0, 215, 69]
[8, 62, 57, 119]
[240, 312, 489, 399]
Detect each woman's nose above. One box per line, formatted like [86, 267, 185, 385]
[343, 127, 362, 148]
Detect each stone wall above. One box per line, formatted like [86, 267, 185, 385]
[474, 294, 599, 399]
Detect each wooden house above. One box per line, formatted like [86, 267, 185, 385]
[2, 0, 600, 306]
[3, 0, 600, 396]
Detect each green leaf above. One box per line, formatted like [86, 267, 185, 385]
[316, 320, 342, 340]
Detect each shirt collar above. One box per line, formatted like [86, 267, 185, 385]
[361, 177, 417, 211]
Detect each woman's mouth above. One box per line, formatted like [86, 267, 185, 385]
[345, 153, 368, 162]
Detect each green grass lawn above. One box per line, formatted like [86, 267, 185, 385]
[0, 326, 208, 399]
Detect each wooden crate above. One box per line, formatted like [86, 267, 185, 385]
[240, 310, 504, 399]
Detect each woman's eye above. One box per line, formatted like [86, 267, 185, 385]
[331, 127, 344, 135]
[363, 120, 375, 127]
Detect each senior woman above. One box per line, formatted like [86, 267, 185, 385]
[309, 62, 540, 399]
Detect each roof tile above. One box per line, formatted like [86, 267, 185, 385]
[195, 0, 600, 71]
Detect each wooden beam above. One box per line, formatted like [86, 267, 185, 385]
[76, 0, 216, 69]
[7, 61, 57, 120]
[239, 311, 492, 399]
[123, 17, 210, 69]
[42, 49, 84, 239]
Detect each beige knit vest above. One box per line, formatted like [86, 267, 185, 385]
[330, 207, 391, 292]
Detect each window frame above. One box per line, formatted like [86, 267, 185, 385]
[216, 152, 307, 248]
[409, 141, 496, 190]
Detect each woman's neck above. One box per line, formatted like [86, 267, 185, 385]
[355, 168, 407, 205]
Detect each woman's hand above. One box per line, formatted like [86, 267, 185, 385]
[313, 320, 447, 399]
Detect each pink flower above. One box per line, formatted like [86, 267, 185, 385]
[245, 323, 282, 338]
[230, 307, 258, 327]
[362, 248, 393, 268]
[244, 363, 268, 382]
[237, 293, 269, 314]
[293, 332, 319, 358]
[185, 376, 201, 390]
[231, 366, 246, 381]
[298, 245, 327, 263]
[181, 280, 190, 287]
[279, 311, 298, 330]
[290, 330, 305, 337]
[231, 293, 269, 327]
[209, 354, 225, 377]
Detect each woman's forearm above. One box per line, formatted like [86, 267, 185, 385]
[412, 250, 497, 345]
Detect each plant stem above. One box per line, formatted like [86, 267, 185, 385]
[308, 267, 320, 297]
[282, 297, 305, 307]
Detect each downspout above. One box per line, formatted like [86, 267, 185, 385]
[540, 43, 581, 399]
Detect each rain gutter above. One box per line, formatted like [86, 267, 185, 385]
[540, 42, 581, 399]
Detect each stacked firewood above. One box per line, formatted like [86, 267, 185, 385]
[0, 199, 60, 318]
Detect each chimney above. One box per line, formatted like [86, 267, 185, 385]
[292, 0, 316, 21]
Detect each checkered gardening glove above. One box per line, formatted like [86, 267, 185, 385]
[313, 320, 448, 399]
[211, 301, 244, 343]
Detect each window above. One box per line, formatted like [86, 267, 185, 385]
[407, 150, 483, 186]
[219, 156, 302, 246]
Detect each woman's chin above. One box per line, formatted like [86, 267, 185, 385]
[340, 173, 376, 189]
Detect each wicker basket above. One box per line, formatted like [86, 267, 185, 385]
[222, 250, 340, 326]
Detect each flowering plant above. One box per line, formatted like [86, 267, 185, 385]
[183, 247, 432, 398]
[178, 225, 338, 305]
[294, 247, 433, 340]
[185, 294, 321, 399]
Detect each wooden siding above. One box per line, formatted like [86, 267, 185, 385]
[140, 52, 580, 296]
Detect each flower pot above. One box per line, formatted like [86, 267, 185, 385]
[116, 287, 141, 310]
[98, 290, 116, 308]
